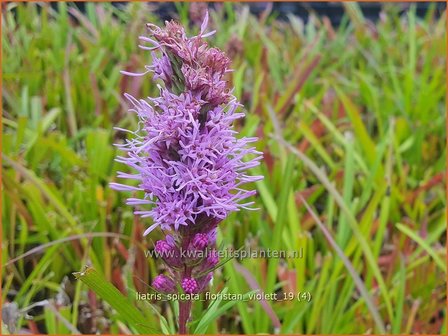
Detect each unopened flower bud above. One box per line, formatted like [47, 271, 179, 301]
[181, 277, 198, 294]
[155, 237, 182, 268]
[152, 274, 176, 294]
[191, 233, 208, 250]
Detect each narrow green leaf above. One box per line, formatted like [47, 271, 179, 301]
[396, 223, 446, 272]
[73, 266, 159, 334]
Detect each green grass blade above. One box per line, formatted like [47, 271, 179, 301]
[73, 266, 159, 334]
[396, 223, 446, 272]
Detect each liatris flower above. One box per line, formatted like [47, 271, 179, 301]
[111, 12, 262, 334]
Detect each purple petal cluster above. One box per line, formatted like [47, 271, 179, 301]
[111, 12, 262, 308]
[111, 13, 262, 236]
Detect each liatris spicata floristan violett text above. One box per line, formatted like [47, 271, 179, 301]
[110, 12, 262, 334]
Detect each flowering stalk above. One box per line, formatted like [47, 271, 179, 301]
[111, 12, 262, 334]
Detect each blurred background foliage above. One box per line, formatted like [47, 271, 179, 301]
[2, 2, 446, 334]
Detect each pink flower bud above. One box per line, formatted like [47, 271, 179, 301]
[181, 277, 198, 294]
[152, 274, 176, 294]
[191, 233, 208, 250]
[155, 238, 182, 268]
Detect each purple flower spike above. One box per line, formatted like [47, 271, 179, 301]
[153, 274, 176, 294]
[111, 14, 262, 235]
[182, 278, 198, 294]
[113, 12, 263, 333]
